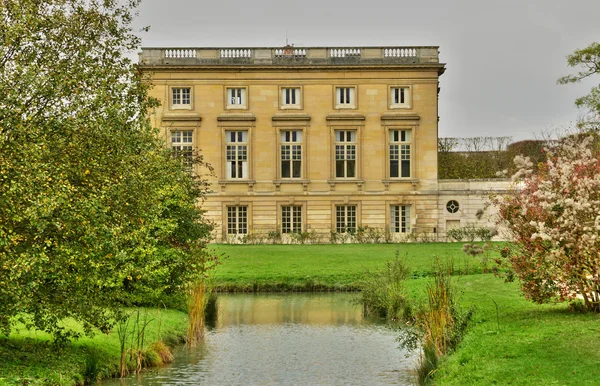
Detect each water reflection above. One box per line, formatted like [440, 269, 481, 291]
[217, 293, 366, 327]
[100, 293, 416, 386]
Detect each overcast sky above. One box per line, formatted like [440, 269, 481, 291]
[133, 0, 599, 141]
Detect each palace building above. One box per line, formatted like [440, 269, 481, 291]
[139, 46, 509, 242]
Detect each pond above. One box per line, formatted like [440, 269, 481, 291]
[101, 293, 416, 385]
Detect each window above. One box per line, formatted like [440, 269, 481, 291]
[171, 130, 193, 166]
[225, 130, 248, 179]
[336, 205, 356, 233]
[391, 205, 411, 233]
[389, 129, 411, 178]
[335, 86, 356, 108]
[280, 130, 302, 178]
[227, 206, 248, 234]
[390, 86, 410, 109]
[282, 205, 302, 233]
[335, 130, 356, 178]
[446, 200, 460, 214]
[226, 87, 247, 109]
[171, 87, 191, 109]
[281, 87, 301, 108]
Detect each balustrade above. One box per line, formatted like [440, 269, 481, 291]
[329, 48, 361, 58]
[384, 48, 417, 57]
[140, 46, 438, 65]
[164, 49, 197, 58]
[220, 49, 253, 58]
[274, 48, 307, 57]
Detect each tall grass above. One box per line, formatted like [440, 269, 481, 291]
[359, 252, 412, 320]
[412, 260, 473, 384]
[186, 280, 207, 347]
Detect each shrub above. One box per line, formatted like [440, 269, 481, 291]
[359, 252, 412, 320]
[495, 132, 600, 312]
[267, 231, 282, 244]
[329, 231, 349, 244]
[447, 224, 496, 242]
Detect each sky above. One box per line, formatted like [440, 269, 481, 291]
[132, 0, 600, 141]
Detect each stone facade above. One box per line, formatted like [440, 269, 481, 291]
[139, 46, 511, 242]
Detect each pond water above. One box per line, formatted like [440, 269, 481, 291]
[100, 293, 416, 385]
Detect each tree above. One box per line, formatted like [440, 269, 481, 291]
[0, 0, 215, 343]
[558, 42, 600, 118]
[495, 132, 600, 312]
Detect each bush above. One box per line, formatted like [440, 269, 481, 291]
[495, 132, 600, 311]
[359, 252, 412, 320]
[447, 224, 496, 242]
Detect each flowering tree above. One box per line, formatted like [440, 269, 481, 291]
[495, 133, 600, 312]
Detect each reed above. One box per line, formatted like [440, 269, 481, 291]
[186, 280, 207, 347]
[418, 263, 454, 356]
[359, 252, 411, 320]
[413, 260, 472, 384]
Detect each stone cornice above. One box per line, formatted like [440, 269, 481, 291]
[380, 113, 421, 122]
[271, 113, 311, 122]
[161, 114, 202, 122]
[217, 113, 256, 122]
[138, 63, 446, 75]
[326, 113, 366, 121]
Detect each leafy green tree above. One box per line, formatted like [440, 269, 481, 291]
[558, 42, 600, 116]
[0, 0, 215, 344]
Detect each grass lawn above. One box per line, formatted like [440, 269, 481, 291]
[210, 242, 499, 290]
[0, 308, 188, 385]
[212, 243, 600, 385]
[428, 275, 600, 385]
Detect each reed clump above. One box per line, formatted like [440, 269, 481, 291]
[149, 340, 174, 364]
[412, 260, 473, 385]
[359, 251, 412, 320]
[187, 280, 208, 347]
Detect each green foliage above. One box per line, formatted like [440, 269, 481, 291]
[290, 231, 318, 244]
[0, 0, 215, 343]
[558, 42, 600, 115]
[438, 137, 511, 179]
[267, 231, 282, 244]
[359, 252, 412, 319]
[402, 260, 473, 385]
[416, 343, 439, 385]
[438, 150, 506, 179]
[83, 349, 102, 384]
[0, 307, 187, 385]
[360, 226, 384, 243]
[438, 137, 548, 179]
[447, 224, 496, 242]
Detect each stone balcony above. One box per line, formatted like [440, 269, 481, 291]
[138, 46, 442, 68]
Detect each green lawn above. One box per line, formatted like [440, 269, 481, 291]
[0, 308, 188, 385]
[212, 243, 600, 385]
[210, 243, 499, 290]
[427, 275, 600, 385]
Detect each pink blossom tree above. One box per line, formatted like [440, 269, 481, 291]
[495, 132, 600, 312]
